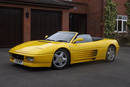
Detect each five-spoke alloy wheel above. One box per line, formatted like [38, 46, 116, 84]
[106, 45, 116, 62]
[52, 49, 70, 69]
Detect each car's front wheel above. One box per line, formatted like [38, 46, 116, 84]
[52, 49, 70, 69]
[106, 45, 116, 62]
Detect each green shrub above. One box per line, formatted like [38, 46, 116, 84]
[125, 0, 130, 30]
[104, 0, 117, 38]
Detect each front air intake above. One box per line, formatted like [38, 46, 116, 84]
[12, 54, 24, 60]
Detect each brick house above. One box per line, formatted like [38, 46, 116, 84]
[0, 0, 128, 47]
[113, 0, 128, 33]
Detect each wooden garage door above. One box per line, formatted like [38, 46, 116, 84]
[31, 9, 62, 40]
[69, 13, 87, 34]
[0, 7, 23, 48]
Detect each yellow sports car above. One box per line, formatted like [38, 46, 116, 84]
[9, 31, 119, 69]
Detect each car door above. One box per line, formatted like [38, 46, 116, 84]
[70, 34, 98, 61]
[70, 42, 98, 61]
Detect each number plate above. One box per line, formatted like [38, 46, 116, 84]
[14, 59, 23, 65]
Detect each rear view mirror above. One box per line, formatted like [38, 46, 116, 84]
[72, 38, 84, 43]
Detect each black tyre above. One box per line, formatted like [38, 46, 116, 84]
[52, 49, 70, 69]
[106, 45, 116, 62]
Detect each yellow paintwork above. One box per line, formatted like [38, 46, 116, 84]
[9, 31, 120, 67]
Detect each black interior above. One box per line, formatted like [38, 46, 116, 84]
[92, 37, 103, 41]
[76, 34, 103, 43]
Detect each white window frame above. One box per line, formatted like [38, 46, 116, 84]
[115, 15, 128, 33]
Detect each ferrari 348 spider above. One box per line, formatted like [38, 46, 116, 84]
[9, 31, 119, 69]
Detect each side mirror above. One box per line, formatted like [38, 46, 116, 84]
[72, 38, 84, 43]
[45, 35, 48, 39]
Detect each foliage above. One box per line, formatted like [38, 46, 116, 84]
[125, 0, 130, 30]
[104, 0, 117, 38]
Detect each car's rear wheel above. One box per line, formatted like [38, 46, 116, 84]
[106, 45, 116, 62]
[52, 49, 70, 69]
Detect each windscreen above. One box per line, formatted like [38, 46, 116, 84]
[46, 32, 76, 42]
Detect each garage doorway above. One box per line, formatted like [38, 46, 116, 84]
[31, 9, 62, 40]
[0, 7, 23, 48]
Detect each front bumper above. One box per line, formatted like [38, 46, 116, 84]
[10, 58, 51, 67]
[9, 53, 53, 67]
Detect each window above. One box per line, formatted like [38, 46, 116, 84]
[115, 15, 128, 33]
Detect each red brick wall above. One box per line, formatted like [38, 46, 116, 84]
[113, 0, 127, 15]
[62, 0, 88, 31]
[72, 0, 127, 15]
[62, 0, 103, 36]
[71, 0, 128, 36]
[86, 0, 104, 37]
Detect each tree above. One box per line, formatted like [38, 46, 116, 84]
[104, 0, 117, 38]
[125, 0, 130, 43]
[125, 0, 130, 30]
